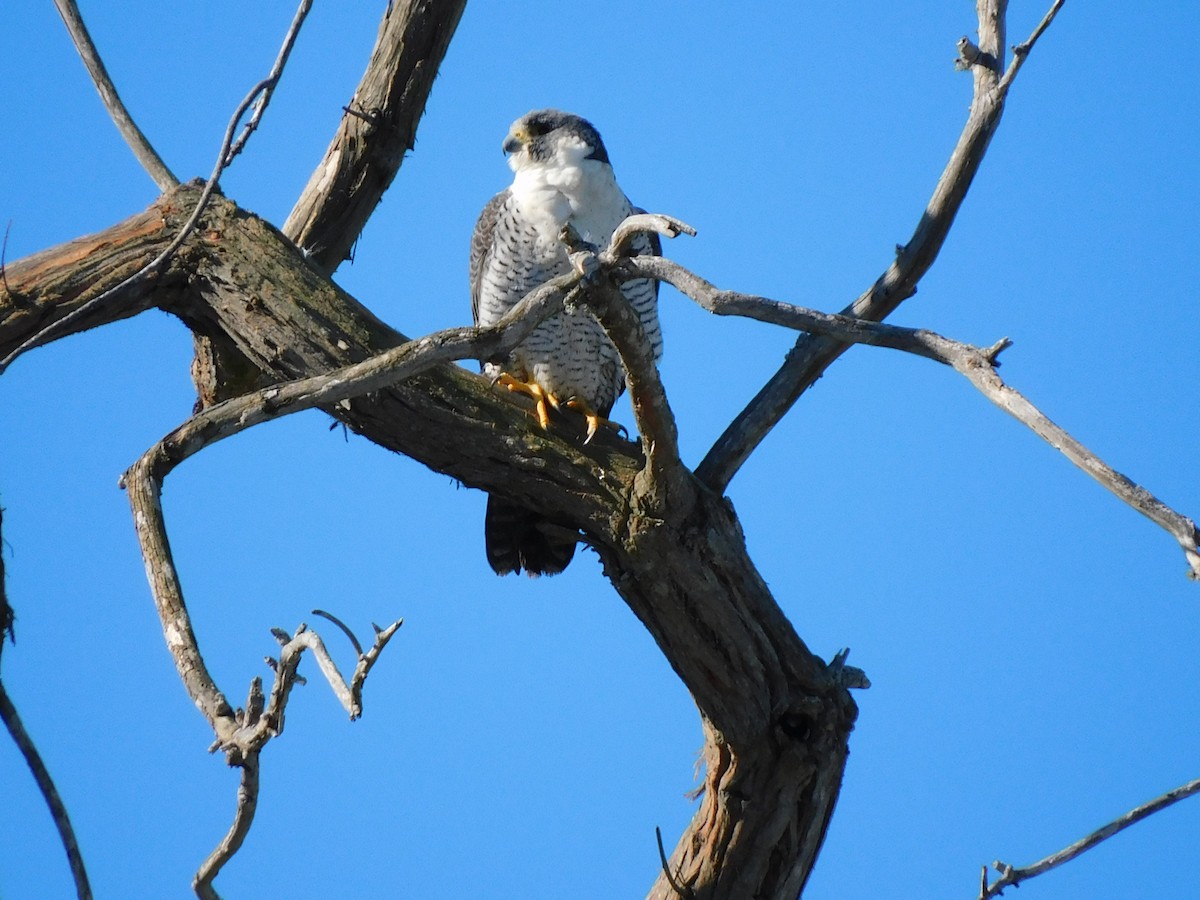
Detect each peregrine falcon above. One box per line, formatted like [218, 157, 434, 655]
[470, 109, 662, 576]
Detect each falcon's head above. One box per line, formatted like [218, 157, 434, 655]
[502, 109, 611, 173]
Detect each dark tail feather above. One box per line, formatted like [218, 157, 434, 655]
[484, 496, 576, 576]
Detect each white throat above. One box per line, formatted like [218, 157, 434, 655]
[508, 152, 627, 247]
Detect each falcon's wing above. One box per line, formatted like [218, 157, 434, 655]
[621, 203, 664, 363]
[469, 189, 511, 325]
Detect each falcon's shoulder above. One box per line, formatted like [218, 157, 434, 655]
[469, 189, 512, 325]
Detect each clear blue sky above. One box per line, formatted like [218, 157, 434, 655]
[2, 2, 1198, 898]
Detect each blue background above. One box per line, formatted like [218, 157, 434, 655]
[2, 2, 1197, 898]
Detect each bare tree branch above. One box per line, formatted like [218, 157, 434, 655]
[51, 0, 178, 191]
[223, 0, 314, 166]
[980, 776, 1200, 898]
[998, 0, 1066, 94]
[0, 191, 188, 362]
[193, 758, 258, 900]
[0, 508, 92, 899]
[695, 0, 1063, 494]
[283, 0, 467, 274]
[1, 2, 313, 378]
[189, 617, 400, 897]
[123, 427, 404, 894]
[630, 254, 1200, 578]
[0, 679, 93, 900]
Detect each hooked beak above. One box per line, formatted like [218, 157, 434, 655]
[502, 132, 523, 155]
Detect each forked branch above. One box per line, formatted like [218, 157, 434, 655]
[697, 0, 1065, 493]
[627, 254, 1200, 579]
[1, 0, 312, 377]
[123, 433, 403, 895]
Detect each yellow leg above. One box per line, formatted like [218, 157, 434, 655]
[496, 373, 557, 430]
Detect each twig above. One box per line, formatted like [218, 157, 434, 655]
[0, 1, 311, 377]
[0, 680, 93, 900]
[980, 776, 1200, 898]
[626, 255, 1200, 579]
[51, 0, 178, 191]
[826, 648, 871, 691]
[1, 220, 13, 301]
[0, 504, 11, 649]
[280, 621, 404, 721]
[223, 0, 314, 166]
[609, 213, 696, 257]
[998, 0, 1065, 94]
[655, 826, 694, 899]
[312, 608, 364, 656]
[695, 0, 1065, 494]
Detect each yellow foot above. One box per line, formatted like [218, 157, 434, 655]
[495, 373, 559, 430]
[564, 397, 627, 444]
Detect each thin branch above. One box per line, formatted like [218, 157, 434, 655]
[51, 0, 178, 191]
[223, 0, 314, 166]
[123, 273, 578, 483]
[1, 220, 14, 302]
[190, 614, 399, 896]
[278, 621, 403, 722]
[609, 213, 696, 256]
[312, 608, 364, 656]
[0, 681, 93, 900]
[655, 826, 694, 899]
[953, 349, 1200, 580]
[193, 756, 259, 900]
[998, 0, 1065, 94]
[0, 506, 90, 898]
[627, 255, 1200, 578]
[981, 776, 1200, 898]
[695, 0, 1064, 494]
[0, 504, 11, 651]
[0, 5, 304, 377]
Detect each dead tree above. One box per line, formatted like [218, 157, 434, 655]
[2, 1, 1197, 898]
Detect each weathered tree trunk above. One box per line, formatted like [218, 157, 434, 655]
[1, 181, 856, 898]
